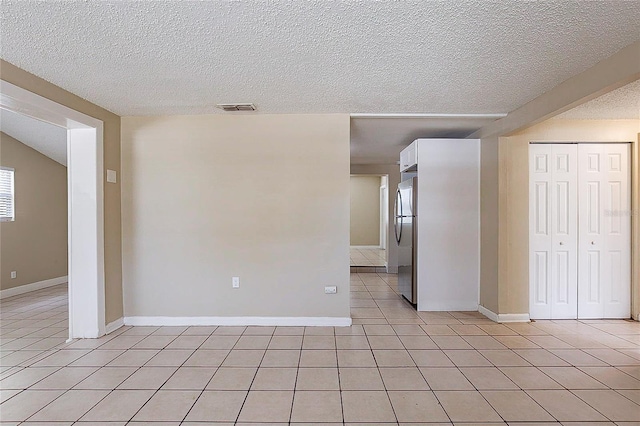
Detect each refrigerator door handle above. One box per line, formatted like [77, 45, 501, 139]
[394, 189, 403, 244]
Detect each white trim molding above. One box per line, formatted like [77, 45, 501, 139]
[1, 80, 106, 340]
[350, 113, 508, 119]
[0, 276, 68, 299]
[478, 305, 530, 323]
[105, 318, 125, 334]
[124, 316, 353, 327]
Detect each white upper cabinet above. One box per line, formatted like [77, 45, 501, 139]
[400, 141, 418, 172]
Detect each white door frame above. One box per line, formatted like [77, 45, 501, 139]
[380, 175, 388, 251]
[0, 80, 106, 339]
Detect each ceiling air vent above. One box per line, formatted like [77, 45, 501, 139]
[216, 103, 256, 112]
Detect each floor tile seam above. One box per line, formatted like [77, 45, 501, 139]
[612, 387, 640, 406]
[537, 365, 615, 391]
[334, 328, 346, 423]
[456, 365, 519, 391]
[5, 363, 66, 391]
[21, 379, 113, 423]
[423, 387, 454, 424]
[575, 365, 638, 389]
[0, 387, 25, 405]
[612, 365, 640, 382]
[480, 386, 556, 423]
[229, 327, 275, 423]
[74, 362, 139, 391]
[1, 335, 50, 352]
[565, 386, 639, 422]
[3, 326, 61, 341]
[134, 330, 182, 351]
[284, 335, 303, 423]
[127, 324, 225, 424]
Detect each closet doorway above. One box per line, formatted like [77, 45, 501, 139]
[529, 142, 631, 319]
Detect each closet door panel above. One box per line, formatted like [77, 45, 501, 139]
[578, 144, 630, 319]
[529, 144, 578, 319]
[530, 145, 553, 319]
[550, 144, 578, 319]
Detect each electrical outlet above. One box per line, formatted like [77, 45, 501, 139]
[324, 286, 337, 294]
[232, 277, 240, 288]
[10, 271, 17, 279]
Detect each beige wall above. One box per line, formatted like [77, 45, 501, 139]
[350, 175, 381, 246]
[350, 164, 400, 273]
[494, 119, 640, 317]
[479, 136, 499, 312]
[1, 60, 123, 323]
[121, 114, 350, 318]
[0, 133, 67, 290]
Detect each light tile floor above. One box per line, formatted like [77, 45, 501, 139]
[350, 247, 386, 267]
[1, 275, 639, 424]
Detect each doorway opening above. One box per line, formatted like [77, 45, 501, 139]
[0, 80, 106, 339]
[350, 174, 389, 269]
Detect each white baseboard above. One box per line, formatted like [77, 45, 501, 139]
[105, 317, 124, 334]
[350, 245, 382, 250]
[478, 305, 530, 323]
[124, 316, 353, 327]
[478, 305, 499, 322]
[0, 276, 68, 299]
[419, 302, 479, 311]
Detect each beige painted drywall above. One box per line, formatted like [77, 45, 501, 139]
[479, 136, 499, 313]
[350, 164, 400, 273]
[0, 132, 67, 290]
[496, 119, 640, 317]
[1, 60, 123, 323]
[350, 175, 381, 246]
[121, 114, 350, 318]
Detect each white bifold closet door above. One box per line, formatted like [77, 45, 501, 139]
[530, 144, 578, 319]
[529, 143, 630, 319]
[577, 144, 631, 319]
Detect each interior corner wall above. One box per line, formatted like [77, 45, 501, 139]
[121, 114, 350, 319]
[480, 136, 499, 313]
[498, 119, 640, 317]
[350, 164, 400, 273]
[350, 175, 381, 246]
[0, 132, 67, 290]
[1, 60, 123, 324]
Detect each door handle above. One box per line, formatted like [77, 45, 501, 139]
[394, 189, 403, 245]
[559, 242, 564, 245]
[591, 241, 595, 245]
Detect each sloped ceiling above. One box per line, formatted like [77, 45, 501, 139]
[555, 79, 640, 120]
[0, 109, 68, 166]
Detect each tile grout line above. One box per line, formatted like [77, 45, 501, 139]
[118, 325, 200, 423]
[232, 326, 275, 423]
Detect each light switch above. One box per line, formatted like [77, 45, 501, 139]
[106, 169, 117, 183]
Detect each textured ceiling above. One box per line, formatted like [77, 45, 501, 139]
[555, 79, 640, 120]
[1, 1, 639, 117]
[0, 109, 68, 166]
[351, 116, 499, 164]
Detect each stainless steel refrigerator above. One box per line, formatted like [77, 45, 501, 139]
[395, 177, 417, 304]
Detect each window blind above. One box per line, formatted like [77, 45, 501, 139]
[0, 167, 14, 221]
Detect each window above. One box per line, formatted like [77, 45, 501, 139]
[0, 167, 15, 222]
